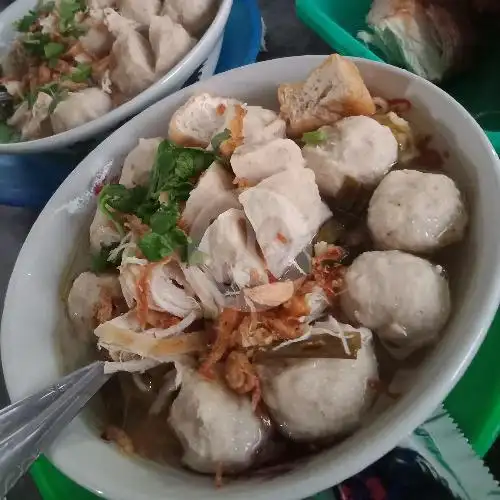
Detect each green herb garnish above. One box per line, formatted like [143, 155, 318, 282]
[0, 122, 21, 143]
[98, 141, 216, 262]
[98, 184, 149, 236]
[15, 11, 38, 32]
[44, 41, 65, 60]
[22, 32, 52, 57]
[90, 244, 121, 273]
[69, 62, 92, 83]
[25, 82, 67, 113]
[58, 0, 86, 34]
[302, 129, 327, 145]
[15, 1, 55, 32]
[39, 1, 56, 14]
[210, 128, 231, 153]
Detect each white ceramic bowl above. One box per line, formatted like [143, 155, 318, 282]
[0, 0, 232, 154]
[3, 56, 500, 500]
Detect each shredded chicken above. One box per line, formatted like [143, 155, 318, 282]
[237, 315, 275, 347]
[95, 287, 126, 325]
[224, 351, 261, 410]
[282, 287, 311, 317]
[145, 309, 181, 329]
[136, 262, 155, 328]
[198, 308, 242, 378]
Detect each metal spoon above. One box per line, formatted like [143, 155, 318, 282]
[0, 91, 13, 104]
[0, 361, 109, 497]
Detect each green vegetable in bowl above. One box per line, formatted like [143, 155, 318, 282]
[302, 129, 327, 145]
[98, 141, 216, 262]
[15, 1, 55, 32]
[69, 63, 92, 83]
[90, 244, 121, 273]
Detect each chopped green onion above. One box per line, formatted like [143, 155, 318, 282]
[302, 129, 328, 145]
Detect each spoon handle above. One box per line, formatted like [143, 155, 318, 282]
[0, 361, 108, 497]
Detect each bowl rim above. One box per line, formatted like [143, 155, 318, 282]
[3, 55, 500, 500]
[0, 0, 233, 154]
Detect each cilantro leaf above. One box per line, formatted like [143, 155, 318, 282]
[14, 2, 55, 32]
[148, 140, 216, 199]
[15, 11, 38, 32]
[138, 227, 189, 262]
[99, 184, 148, 215]
[147, 140, 177, 198]
[135, 198, 160, 225]
[98, 141, 215, 263]
[149, 203, 180, 234]
[69, 63, 91, 83]
[138, 232, 176, 262]
[59, 0, 86, 34]
[302, 129, 327, 145]
[44, 42, 65, 59]
[22, 33, 52, 57]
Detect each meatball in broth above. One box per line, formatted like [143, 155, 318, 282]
[341, 251, 451, 356]
[302, 116, 398, 198]
[168, 367, 268, 474]
[258, 322, 378, 442]
[368, 170, 467, 253]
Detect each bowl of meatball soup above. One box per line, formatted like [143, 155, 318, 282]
[2, 55, 500, 500]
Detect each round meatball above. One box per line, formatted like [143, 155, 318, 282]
[257, 325, 378, 441]
[67, 271, 123, 341]
[168, 368, 267, 474]
[368, 170, 467, 253]
[302, 116, 398, 198]
[341, 251, 450, 352]
[51, 88, 112, 134]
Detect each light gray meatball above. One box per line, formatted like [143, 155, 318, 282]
[302, 116, 398, 198]
[168, 368, 267, 474]
[368, 170, 467, 253]
[257, 323, 378, 441]
[341, 251, 451, 353]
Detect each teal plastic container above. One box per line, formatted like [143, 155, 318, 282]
[297, 0, 500, 457]
[296, 0, 500, 152]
